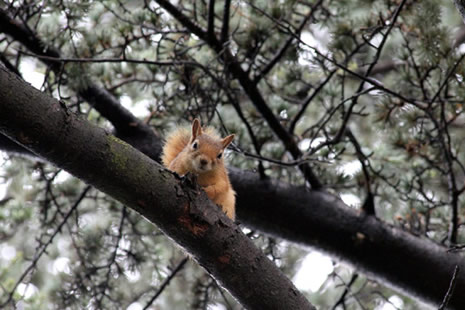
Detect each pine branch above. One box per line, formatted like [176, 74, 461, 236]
[154, 0, 322, 189]
[0, 9, 163, 159]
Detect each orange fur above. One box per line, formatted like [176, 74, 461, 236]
[161, 119, 236, 220]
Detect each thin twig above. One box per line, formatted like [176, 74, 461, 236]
[331, 273, 359, 310]
[17, 49, 202, 67]
[438, 265, 460, 310]
[154, 0, 323, 189]
[430, 54, 465, 104]
[231, 143, 328, 167]
[142, 257, 189, 310]
[220, 0, 231, 44]
[346, 130, 375, 215]
[207, 0, 216, 40]
[0, 186, 91, 308]
[253, 0, 324, 84]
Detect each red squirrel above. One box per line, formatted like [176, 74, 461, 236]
[161, 119, 236, 220]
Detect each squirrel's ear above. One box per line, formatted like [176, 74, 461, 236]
[222, 134, 235, 149]
[191, 118, 202, 141]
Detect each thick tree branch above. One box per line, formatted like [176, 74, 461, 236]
[0, 66, 315, 310]
[2, 62, 465, 308]
[232, 168, 465, 309]
[1, 4, 465, 307]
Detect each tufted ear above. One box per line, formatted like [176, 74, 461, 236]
[190, 118, 202, 142]
[221, 134, 235, 149]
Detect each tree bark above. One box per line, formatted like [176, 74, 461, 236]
[2, 9, 465, 306]
[0, 65, 315, 310]
[2, 63, 465, 308]
[232, 168, 465, 308]
[3, 65, 465, 309]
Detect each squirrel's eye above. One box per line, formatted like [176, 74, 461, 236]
[217, 153, 222, 159]
[192, 142, 198, 150]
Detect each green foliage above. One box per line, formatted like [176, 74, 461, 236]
[1, 0, 465, 309]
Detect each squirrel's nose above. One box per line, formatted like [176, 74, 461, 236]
[200, 159, 208, 166]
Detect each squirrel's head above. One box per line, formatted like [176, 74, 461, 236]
[188, 118, 234, 174]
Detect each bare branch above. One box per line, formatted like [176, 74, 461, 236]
[220, 0, 231, 44]
[154, 0, 323, 189]
[253, 0, 324, 84]
[331, 273, 359, 310]
[438, 265, 460, 310]
[0, 186, 91, 308]
[142, 257, 189, 310]
[207, 0, 216, 40]
[16, 50, 207, 67]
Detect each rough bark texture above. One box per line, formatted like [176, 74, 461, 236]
[232, 169, 465, 308]
[0, 66, 315, 310]
[2, 63, 465, 308]
[1, 6, 465, 304]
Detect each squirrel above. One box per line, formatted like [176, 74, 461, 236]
[161, 118, 236, 220]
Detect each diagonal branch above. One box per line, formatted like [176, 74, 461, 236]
[2, 3, 465, 307]
[151, 0, 210, 43]
[154, 0, 322, 189]
[142, 257, 189, 310]
[330, 0, 408, 144]
[0, 186, 91, 308]
[439, 265, 460, 310]
[331, 273, 359, 310]
[0, 66, 316, 310]
[288, 68, 337, 134]
[253, 0, 324, 84]
[0, 53, 21, 76]
[454, 0, 465, 24]
[2, 64, 465, 309]
[0, 131, 36, 157]
[232, 167, 465, 309]
[346, 130, 375, 215]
